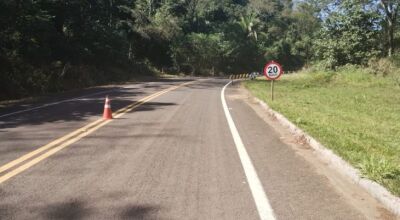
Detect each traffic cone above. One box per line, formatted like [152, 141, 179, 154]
[103, 96, 113, 119]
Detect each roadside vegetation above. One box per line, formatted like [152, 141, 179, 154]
[244, 63, 400, 196]
[4, 0, 398, 101]
[0, 0, 316, 100]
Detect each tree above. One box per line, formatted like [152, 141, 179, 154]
[290, 2, 321, 66]
[238, 13, 258, 41]
[314, 0, 381, 68]
[380, 0, 399, 56]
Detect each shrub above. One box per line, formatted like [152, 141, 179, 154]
[367, 58, 394, 76]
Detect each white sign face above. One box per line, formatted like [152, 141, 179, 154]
[266, 64, 279, 77]
[264, 61, 283, 80]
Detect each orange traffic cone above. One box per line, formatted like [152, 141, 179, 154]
[103, 96, 113, 119]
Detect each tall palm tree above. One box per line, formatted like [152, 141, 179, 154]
[238, 13, 258, 41]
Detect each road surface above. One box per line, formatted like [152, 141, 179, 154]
[0, 78, 396, 219]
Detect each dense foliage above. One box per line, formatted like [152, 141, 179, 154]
[0, 0, 399, 100]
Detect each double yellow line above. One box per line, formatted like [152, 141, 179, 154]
[0, 81, 194, 184]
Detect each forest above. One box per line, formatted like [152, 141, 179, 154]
[0, 0, 398, 100]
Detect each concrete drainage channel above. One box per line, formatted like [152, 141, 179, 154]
[253, 97, 400, 217]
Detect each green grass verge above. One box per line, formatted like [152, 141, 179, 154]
[243, 66, 400, 196]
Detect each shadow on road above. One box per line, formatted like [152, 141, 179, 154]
[0, 204, 14, 219]
[44, 200, 91, 220]
[120, 204, 161, 220]
[38, 200, 162, 220]
[0, 77, 229, 134]
[0, 88, 176, 130]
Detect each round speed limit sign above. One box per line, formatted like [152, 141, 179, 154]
[264, 61, 283, 80]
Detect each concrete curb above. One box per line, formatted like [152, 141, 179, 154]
[253, 97, 400, 216]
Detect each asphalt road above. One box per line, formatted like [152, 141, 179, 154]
[0, 78, 396, 219]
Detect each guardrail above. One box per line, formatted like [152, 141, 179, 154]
[229, 73, 250, 80]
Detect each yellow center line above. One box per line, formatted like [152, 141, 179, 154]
[0, 80, 194, 184]
[0, 119, 111, 184]
[0, 119, 103, 174]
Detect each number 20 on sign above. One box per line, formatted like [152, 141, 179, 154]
[263, 61, 283, 101]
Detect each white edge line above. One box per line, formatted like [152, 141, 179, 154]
[221, 81, 276, 220]
[0, 90, 114, 119]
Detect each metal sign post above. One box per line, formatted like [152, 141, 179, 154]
[271, 80, 274, 101]
[263, 60, 283, 101]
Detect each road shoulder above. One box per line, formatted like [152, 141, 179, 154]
[226, 83, 397, 219]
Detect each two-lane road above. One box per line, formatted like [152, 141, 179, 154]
[0, 79, 396, 219]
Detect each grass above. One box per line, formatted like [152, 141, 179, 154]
[243, 65, 400, 196]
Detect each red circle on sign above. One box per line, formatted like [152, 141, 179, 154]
[263, 61, 283, 80]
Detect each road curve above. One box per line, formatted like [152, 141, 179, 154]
[0, 78, 396, 219]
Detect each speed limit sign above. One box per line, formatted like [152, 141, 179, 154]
[263, 60, 283, 101]
[264, 61, 283, 80]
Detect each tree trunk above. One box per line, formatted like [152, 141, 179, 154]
[148, 0, 152, 17]
[128, 42, 132, 60]
[380, 1, 398, 57]
[109, 0, 113, 27]
[388, 20, 394, 57]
